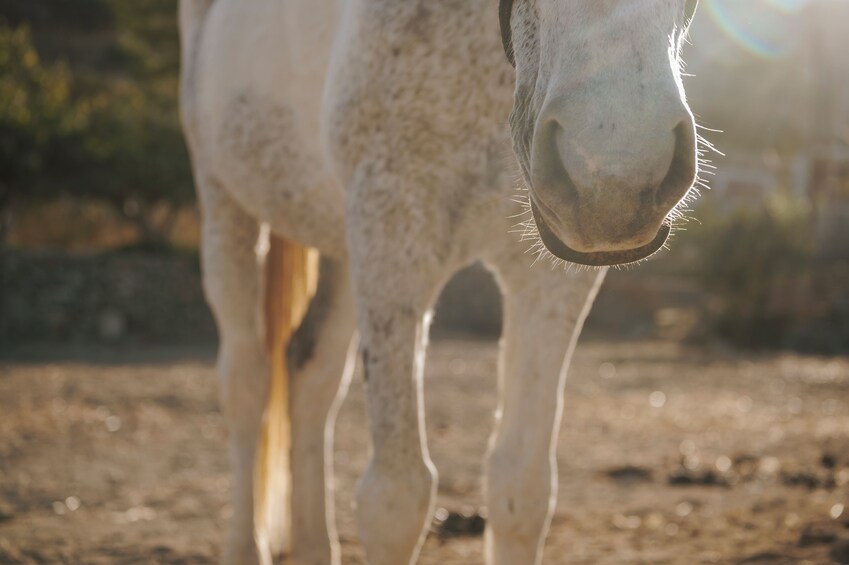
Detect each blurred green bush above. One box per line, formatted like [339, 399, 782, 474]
[684, 197, 849, 354]
[0, 25, 86, 229]
[0, 0, 192, 248]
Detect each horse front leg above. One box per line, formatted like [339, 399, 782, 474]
[483, 261, 606, 565]
[346, 174, 449, 565]
[354, 299, 439, 565]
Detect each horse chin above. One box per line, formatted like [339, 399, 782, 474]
[530, 201, 671, 267]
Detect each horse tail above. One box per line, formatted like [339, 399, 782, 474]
[257, 235, 319, 554]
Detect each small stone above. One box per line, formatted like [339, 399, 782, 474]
[668, 469, 727, 487]
[98, 309, 126, 341]
[822, 453, 838, 469]
[798, 527, 837, 547]
[830, 539, 849, 564]
[782, 472, 823, 490]
[606, 465, 653, 486]
[0, 502, 14, 523]
[434, 509, 486, 539]
[105, 416, 122, 432]
[64, 496, 80, 512]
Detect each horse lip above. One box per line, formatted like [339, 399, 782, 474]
[530, 200, 671, 266]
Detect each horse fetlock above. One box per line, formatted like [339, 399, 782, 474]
[288, 468, 336, 565]
[289, 537, 338, 565]
[356, 458, 437, 565]
[488, 492, 552, 547]
[485, 529, 545, 565]
[221, 531, 271, 565]
[486, 451, 553, 564]
[486, 490, 550, 564]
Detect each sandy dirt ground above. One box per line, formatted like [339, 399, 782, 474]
[1, 339, 848, 564]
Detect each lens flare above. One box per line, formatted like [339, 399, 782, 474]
[705, 0, 808, 58]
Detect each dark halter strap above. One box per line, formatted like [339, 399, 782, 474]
[499, 0, 515, 67]
[499, 0, 698, 69]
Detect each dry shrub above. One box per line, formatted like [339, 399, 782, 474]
[693, 197, 849, 353]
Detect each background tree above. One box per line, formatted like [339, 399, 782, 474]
[0, 0, 193, 248]
[0, 24, 85, 242]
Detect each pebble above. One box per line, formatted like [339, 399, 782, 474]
[830, 539, 849, 564]
[606, 465, 653, 486]
[798, 527, 837, 547]
[433, 508, 486, 539]
[0, 503, 14, 524]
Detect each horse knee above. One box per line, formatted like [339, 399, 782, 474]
[216, 336, 268, 429]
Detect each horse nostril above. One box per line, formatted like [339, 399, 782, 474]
[531, 119, 580, 207]
[654, 120, 697, 210]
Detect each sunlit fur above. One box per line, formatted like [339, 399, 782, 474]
[179, 1, 701, 564]
[507, 0, 701, 262]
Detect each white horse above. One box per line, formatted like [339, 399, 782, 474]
[178, 1, 700, 564]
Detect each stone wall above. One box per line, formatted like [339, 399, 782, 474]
[1, 251, 507, 347]
[3, 250, 216, 346]
[1, 250, 701, 349]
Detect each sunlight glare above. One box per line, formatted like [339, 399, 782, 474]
[705, 0, 808, 58]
